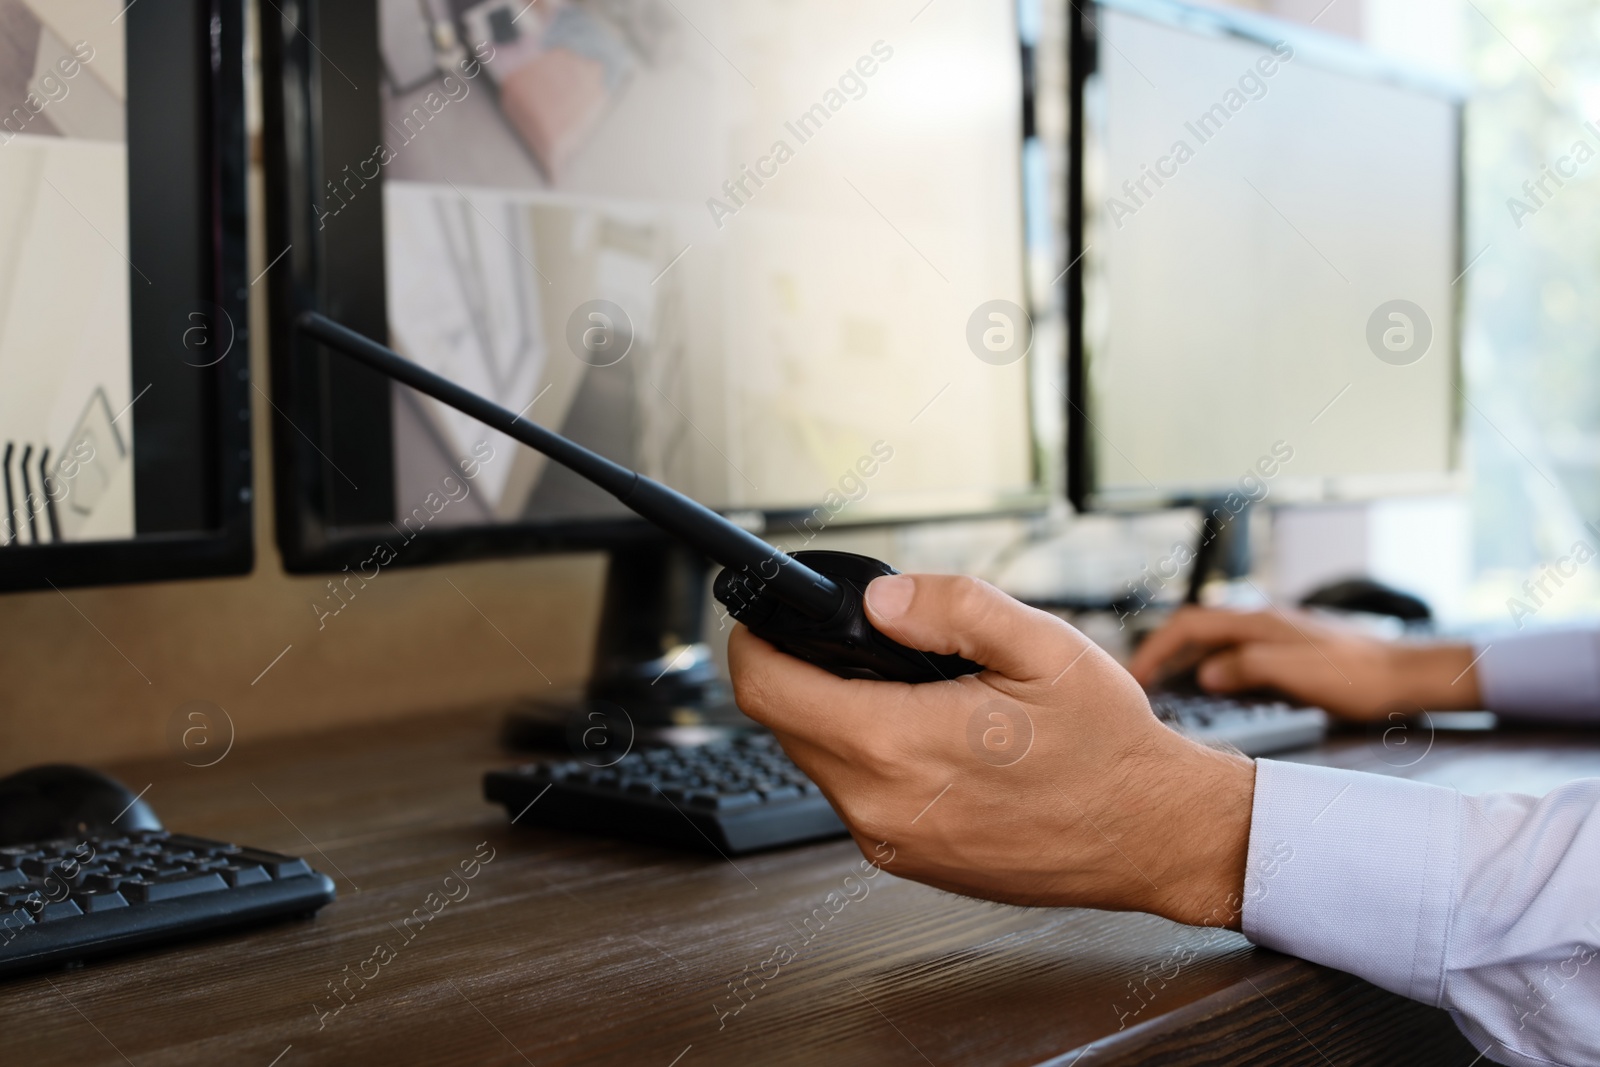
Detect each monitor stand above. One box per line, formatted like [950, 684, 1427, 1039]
[1185, 499, 1252, 603]
[500, 543, 757, 753]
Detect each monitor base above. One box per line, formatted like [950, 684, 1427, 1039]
[501, 543, 758, 754]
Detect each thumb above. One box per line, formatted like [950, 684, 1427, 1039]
[864, 573, 1085, 683]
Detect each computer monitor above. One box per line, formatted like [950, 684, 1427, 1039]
[0, 0, 250, 592]
[1066, 0, 1464, 514]
[260, 0, 1049, 726]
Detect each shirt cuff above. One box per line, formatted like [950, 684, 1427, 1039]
[1241, 759, 1461, 1005]
[1473, 629, 1600, 721]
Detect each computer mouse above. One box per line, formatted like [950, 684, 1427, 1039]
[0, 765, 163, 848]
[1300, 577, 1431, 623]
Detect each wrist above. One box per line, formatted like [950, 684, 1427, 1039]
[1141, 742, 1257, 929]
[1389, 642, 1481, 711]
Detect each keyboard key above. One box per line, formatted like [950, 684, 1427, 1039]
[688, 791, 761, 811]
[0, 869, 27, 890]
[73, 891, 128, 913]
[218, 864, 271, 887]
[119, 873, 228, 903]
[271, 859, 315, 880]
[163, 834, 240, 854]
[231, 852, 312, 880]
[77, 873, 124, 893]
[36, 900, 85, 922]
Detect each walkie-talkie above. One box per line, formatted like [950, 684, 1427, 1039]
[296, 313, 983, 684]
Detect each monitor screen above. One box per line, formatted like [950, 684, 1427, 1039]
[1, 6, 134, 544]
[1070, 0, 1462, 508]
[265, 0, 1046, 569]
[0, 0, 250, 590]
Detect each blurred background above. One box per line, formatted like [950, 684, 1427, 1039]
[1216, 0, 1600, 624]
[2, 0, 1598, 770]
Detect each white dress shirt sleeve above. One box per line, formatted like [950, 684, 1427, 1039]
[1243, 758, 1600, 1067]
[1474, 629, 1600, 722]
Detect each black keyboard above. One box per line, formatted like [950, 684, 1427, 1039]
[0, 830, 336, 977]
[1150, 690, 1328, 755]
[485, 733, 847, 855]
[484, 690, 1329, 856]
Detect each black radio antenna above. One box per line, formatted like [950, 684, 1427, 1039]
[296, 312, 843, 620]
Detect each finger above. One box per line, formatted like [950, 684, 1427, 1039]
[727, 624, 900, 739]
[760, 730, 857, 805]
[1196, 643, 1333, 702]
[1129, 607, 1261, 682]
[863, 573, 1084, 683]
[1127, 608, 1298, 685]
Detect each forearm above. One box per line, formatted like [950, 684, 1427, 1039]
[1387, 641, 1483, 711]
[1241, 761, 1458, 997]
[1242, 761, 1600, 1067]
[1361, 626, 1600, 723]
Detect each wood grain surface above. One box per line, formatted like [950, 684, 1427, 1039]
[5, 710, 1577, 1065]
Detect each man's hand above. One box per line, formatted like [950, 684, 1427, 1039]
[1127, 605, 1482, 721]
[728, 574, 1256, 929]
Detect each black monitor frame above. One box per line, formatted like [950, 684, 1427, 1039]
[259, 0, 1049, 576]
[0, 0, 252, 592]
[1064, 0, 1466, 513]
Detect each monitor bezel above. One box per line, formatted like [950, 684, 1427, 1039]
[1065, 0, 1468, 512]
[259, 0, 1052, 576]
[0, 0, 253, 593]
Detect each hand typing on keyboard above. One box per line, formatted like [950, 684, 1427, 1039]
[727, 573, 1257, 928]
[1127, 606, 1482, 721]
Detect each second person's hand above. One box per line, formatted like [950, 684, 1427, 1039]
[1127, 605, 1483, 721]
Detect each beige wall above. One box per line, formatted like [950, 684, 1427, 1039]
[0, 169, 606, 773]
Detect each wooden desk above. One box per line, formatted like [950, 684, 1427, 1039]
[6, 710, 1588, 1066]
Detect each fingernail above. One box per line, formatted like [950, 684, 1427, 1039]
[866, 574, 915, 620]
